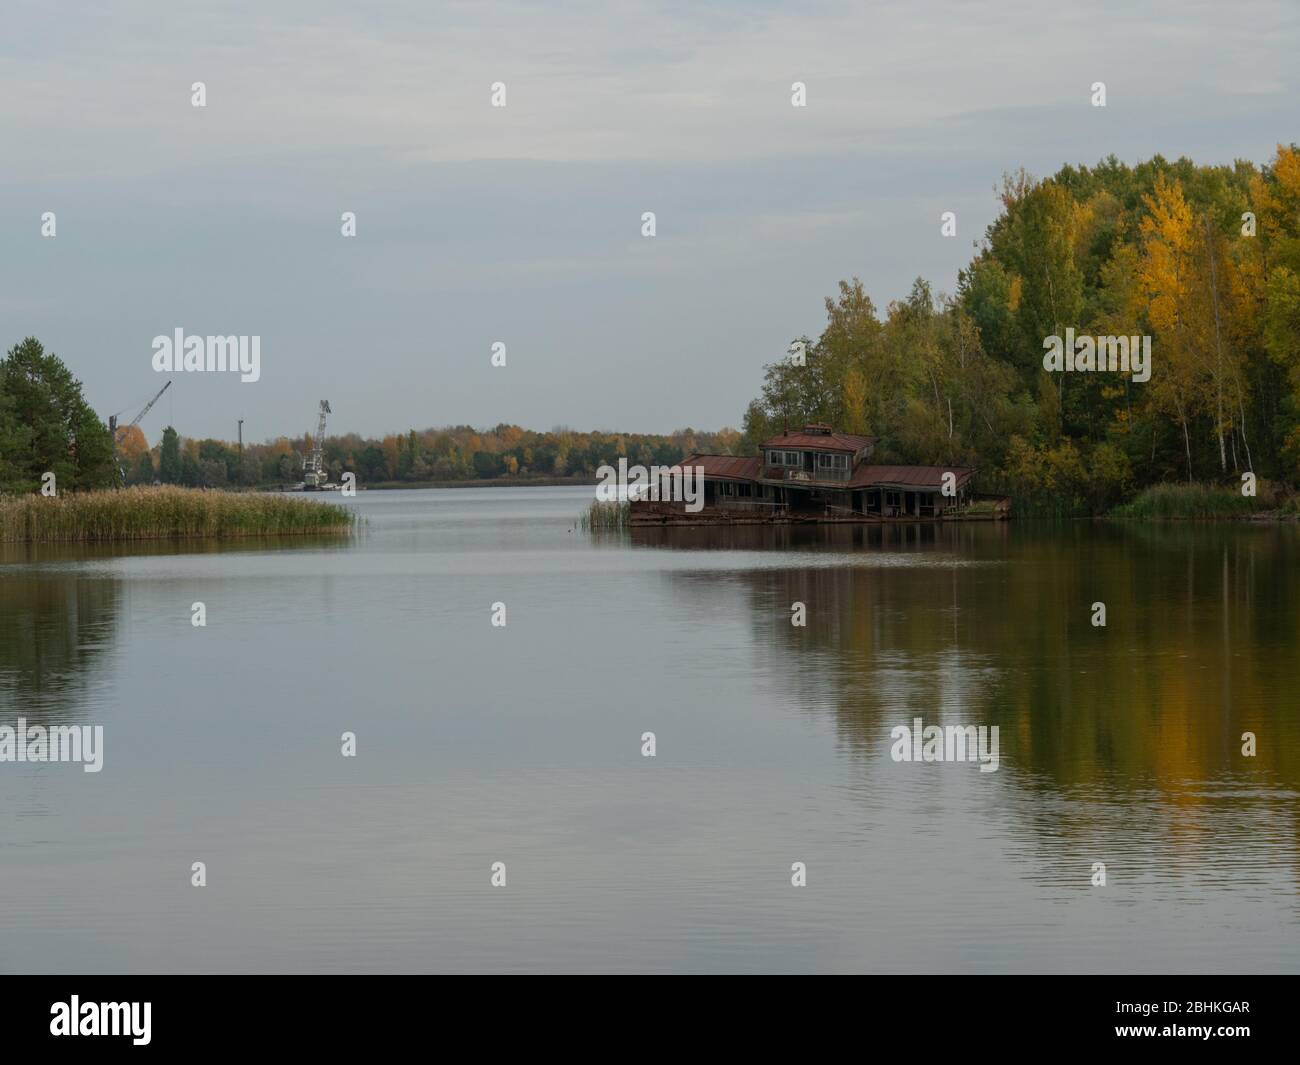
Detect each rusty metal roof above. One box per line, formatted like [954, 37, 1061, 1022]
[680, 454, 763, 480]
[847, 464, 975, 490]
[761, 428, 878, 452]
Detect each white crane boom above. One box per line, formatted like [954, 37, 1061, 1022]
[303, 400, 331, 487]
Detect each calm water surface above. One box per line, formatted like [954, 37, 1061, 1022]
[2, 487, 1298, 973]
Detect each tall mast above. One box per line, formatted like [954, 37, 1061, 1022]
[304, 400, 331, 486]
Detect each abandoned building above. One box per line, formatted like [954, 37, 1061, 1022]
[639, 424, 977, 522]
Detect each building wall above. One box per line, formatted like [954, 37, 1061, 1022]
[701, 474, 967, 518]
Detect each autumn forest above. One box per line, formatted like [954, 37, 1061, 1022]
[742, 145, 1300, 514]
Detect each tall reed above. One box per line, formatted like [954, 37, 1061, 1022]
[0, 486, 356, 542]
[579, 500, 629, 530]
[1109, 483, 1263, 520]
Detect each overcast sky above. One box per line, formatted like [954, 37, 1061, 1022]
[2, 0, 1295, 443]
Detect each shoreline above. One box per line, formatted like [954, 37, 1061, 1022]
[354, 476, 592, 491]
[256, 477, 594, 492]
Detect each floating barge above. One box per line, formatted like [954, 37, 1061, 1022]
[631, 424, 1009, 526]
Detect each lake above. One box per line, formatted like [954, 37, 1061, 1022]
[2, 486, 1298, 973]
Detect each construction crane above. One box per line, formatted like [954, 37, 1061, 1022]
[109, 381, 172, 485]
[303, 400, 331, 489]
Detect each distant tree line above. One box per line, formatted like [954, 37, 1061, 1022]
[1, 337, 742, 494]
[118, 424, 743, 488]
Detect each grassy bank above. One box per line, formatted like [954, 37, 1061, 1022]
[0, 486, 355, 542]
[579, 500, 629, 530]
[1004, 495, 1091, 519]
[1109, 482, 1278, 520]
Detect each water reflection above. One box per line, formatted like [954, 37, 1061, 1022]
[0, 571, 121, 723]
[3, 492, 1297, 971]
[0, 533, 352, 725]
[642, 520, 1300, 901]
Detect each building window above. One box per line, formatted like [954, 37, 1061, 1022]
[816, 453, 848, 471]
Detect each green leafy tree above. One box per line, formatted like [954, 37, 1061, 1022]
[158, 426, 182, 484]
[181, 451, 201, 486]
[239, 452, 261, 485]
[128, 450, 156, 485]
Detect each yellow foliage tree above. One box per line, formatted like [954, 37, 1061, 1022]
[1138, 174, 1204, 481]
[114, 424, 149, 461]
